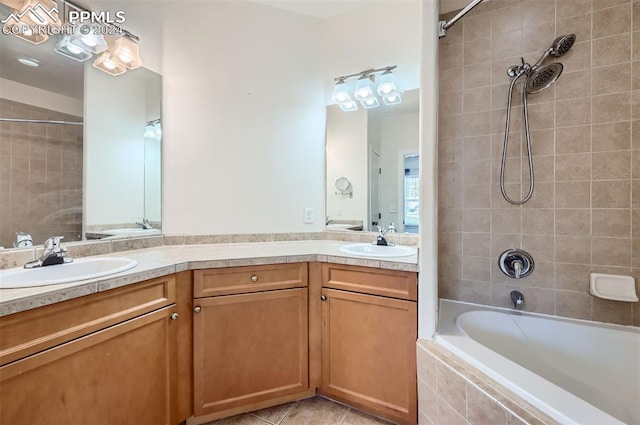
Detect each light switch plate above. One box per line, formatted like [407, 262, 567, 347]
[304, 208, 314, 224]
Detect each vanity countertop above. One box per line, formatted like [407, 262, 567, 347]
[0, 240, 418, 317]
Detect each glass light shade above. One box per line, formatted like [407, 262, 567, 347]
[331, 80, 352, 104]
[360, 97, 380, 109]
[382, 92, 402, 105]
[54, 35, 93, 62]
[19, 0, 60, 27]
[354, 75, 375, 101]
[70, 26, 108, 54]
[112, 36, 142, 69]
[377, 70, 398, 96]
[93, 51, 127, 76]
[339, 101, 358, 112]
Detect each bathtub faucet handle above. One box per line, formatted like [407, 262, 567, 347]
[513, 260, 523, 279]
[510, 290, 524, 310]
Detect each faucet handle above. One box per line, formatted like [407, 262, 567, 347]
[44, 236, 64, 250]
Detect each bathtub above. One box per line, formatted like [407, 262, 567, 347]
[436, 300, 640, 425]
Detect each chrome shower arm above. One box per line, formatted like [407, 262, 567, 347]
[439, 0, 485, 38]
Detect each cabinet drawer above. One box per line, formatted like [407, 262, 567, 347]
[322, 263, 417, 301]
[0, 275, 176, 366]
[193, 263, 308, 298]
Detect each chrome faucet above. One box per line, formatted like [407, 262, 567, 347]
[387, 222, 396, 233]
[510, 290, 524, 310]
[374, 226, 395, 247]
[136, 217, 152, 230]
[24, 236, 73, 269]
[513, 259, 523, 279]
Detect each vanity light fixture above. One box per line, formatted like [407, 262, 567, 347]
[93, 50, 126, 76]
[1, 0, 60, 44]
[69, 26, 108, 54]
[111, 34, 142, 69]
[332, 66, 402, 111]
[54, 34, 93, 61]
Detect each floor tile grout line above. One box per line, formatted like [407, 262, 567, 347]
[248, 412, 278, 425]
[338, 406, 351, 425]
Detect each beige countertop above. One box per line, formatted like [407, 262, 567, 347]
[0, 240, 418, 317]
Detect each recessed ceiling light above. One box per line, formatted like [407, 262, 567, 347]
[17, 58, 40, 67]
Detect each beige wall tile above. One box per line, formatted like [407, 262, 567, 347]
[555, 290, 593, 320]
[556, 181, 591, 208]
[443, 66, 464, 93]
[556, 125, 591, 154]
[437, 396, 469, 425]
[592, 180, 631, 208]
[556, 69, 591, 100]
[592, 63, 631, 96]
[463, 233, 491, 257]
[593, 33, 631, 67]
[592, 209, 631, 237]
[521, 209, 554, 235]
[592, 151, 631, 180]
[523, 182, 555, 208]
[463, 111, 492, 136]
[492, 209, 521, 234]
[592, 121, 631, 151]
[463, 87, 491, 113]
[592, 93, 632, 123]
[557, 0, 592, 19]
[463, 209, 491, 232]
[463, 184, 491, 208]
[463, 256, 491, 281]
[563, 40, 592, 70]
[440, 92, 462, 116]
[555, 153, 591, 181]
[440, 42, 463, 71]
[522, 234, 555, 262]
[467, 384, 507, 425]
[463, 63, 489, 91]
[491, 234, 521, 256]
[436, 362, 467, 418]
[530, 129, 555, 156]
[592, 237, 631, 266]
[556, 263, 591, 291]
[464, 13, 492, 42]
[528, 102, 556, 129]
[592, 4, 632, 39]
[462, 280, 492, 304]
[556, 209, 591, 236]
[520, 261, 555, 288]
[557, 12, 592, 43]
[463, 160, 491, 184]
[523, 287, 556, 314]
[491, 29, 523, 60]
[593, 297, 633, 324]
[418, 380, 437, 424]
[556, 236, 592, 263]
[463, 136, 491, 161]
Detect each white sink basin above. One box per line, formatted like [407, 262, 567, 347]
[339, 243, 417, 258]
[0, 257, 138, 289]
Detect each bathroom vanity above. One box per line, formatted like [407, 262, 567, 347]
[0, 241, 418, 425]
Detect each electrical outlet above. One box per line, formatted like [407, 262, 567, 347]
[304, 208, 314, 224]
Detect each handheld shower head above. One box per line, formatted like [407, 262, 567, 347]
[550, 34, 576, 56]
[532, 34, 577, 69]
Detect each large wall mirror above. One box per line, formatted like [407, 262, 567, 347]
[326, 89, 419, 233]
[0, 5, 161, 249]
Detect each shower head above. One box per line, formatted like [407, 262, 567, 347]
[550, 34, 576, 56]
[532, 34, 577, 69]
[526, 63, 563, 94]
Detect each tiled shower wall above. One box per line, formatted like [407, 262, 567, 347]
[438, 0, 640, 326]
[0, 98, 83, 249]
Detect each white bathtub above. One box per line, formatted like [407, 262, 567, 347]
[436, 300, 640, 425]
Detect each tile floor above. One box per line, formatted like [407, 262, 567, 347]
[206, 396, 394, 425]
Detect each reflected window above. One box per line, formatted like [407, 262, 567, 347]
[403, 154, 419, 233]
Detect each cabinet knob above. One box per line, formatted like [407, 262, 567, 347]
[320, 295, 327, 301]
[170, 313, 179, 320]
[251, 275, 259, 282]
[194, 306, 202, 313]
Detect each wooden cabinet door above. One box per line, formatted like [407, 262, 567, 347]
[0, 306, 177, 425]
[320, 288, 417, 425]
[194, 288, 308, 416]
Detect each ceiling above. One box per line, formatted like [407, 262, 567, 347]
[0, 5, 84, 100]
[249, 0, 370, 19]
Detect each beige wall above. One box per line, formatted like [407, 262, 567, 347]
[0, 99, 83, 248]
[437, 0, 640, 326]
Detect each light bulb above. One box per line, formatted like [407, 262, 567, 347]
[104, 60, 116, 70]
[118, 51, 133, 63]
[379, 84, 394, 94]
[82, 35, 97, 47]
[67, 43, 83, 55]
[335, 92, 348, 102]
[387, 95, 397, 102]
[356, 87, 371, 98]
[365, 98, 375, 105]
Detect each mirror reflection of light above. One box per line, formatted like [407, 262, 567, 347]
[118, 52, 133, 64]
[103, 60, 117, 70]
[81, 35, 98, 47]
[67, 44, 83, 55]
